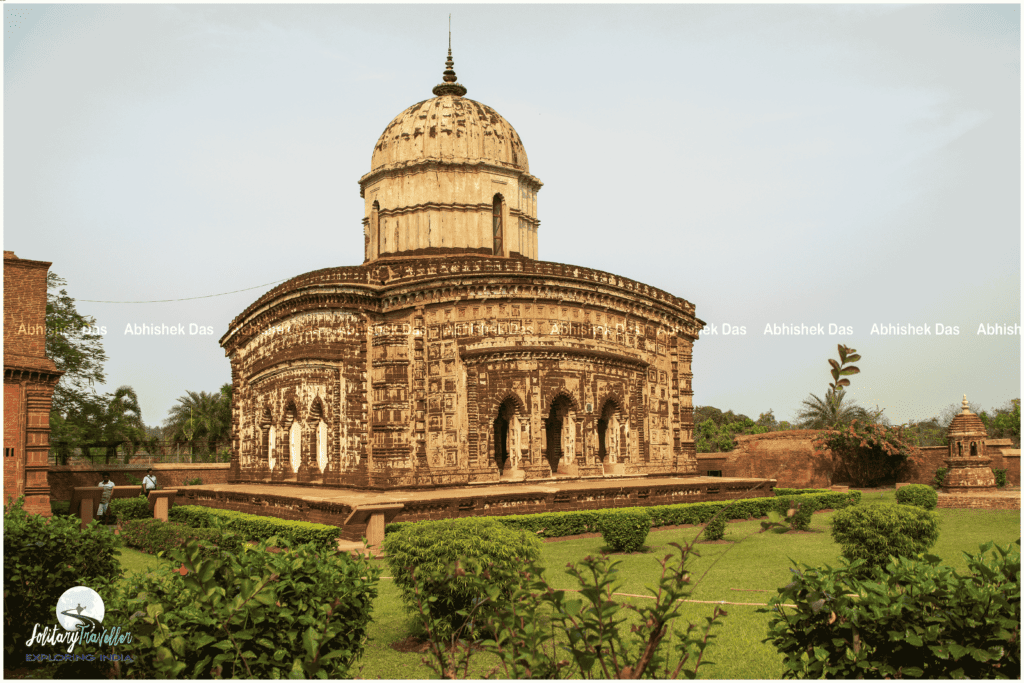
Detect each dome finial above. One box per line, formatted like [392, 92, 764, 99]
[961, 394, 971, 414]
[433, 15, 467, 97]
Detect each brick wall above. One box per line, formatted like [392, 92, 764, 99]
[720, 430, 831, 488]
[48, 463, 231, 501]
[180, 478, 776, 542]
[904, 442, 1020, 486]
[3, 252, 50, 358]
[4, 251, 62, 515]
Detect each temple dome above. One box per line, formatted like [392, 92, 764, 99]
[370, 95, 529, 174]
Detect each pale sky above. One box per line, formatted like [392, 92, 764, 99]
[4, 4, 1021, 428]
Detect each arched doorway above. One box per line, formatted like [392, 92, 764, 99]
[597, 400, 621, 464]
[493, 398, 517, 474]
[545, 395, 574, 473]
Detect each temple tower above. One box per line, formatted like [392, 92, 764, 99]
[359, 43, 543, 262]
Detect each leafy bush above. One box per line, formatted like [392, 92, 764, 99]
[49, 499, 72, 516]
[813, 420, 919, 487]
[110, 495, 151, 521]
[895, 483, 938, 510]
[933, 466, 948, 488]
[406, 543, 725, 679]
[168, 505, 339, 550]
[830, 504, 939, 571]
[386, 491, 861, 540]
[763, 541, 1021, 678]
[775, 496, 818, 531]
[598, 508, 652, 552]
[383, 517, 542, 641]
[702, 512, 727, 541]
[3, 498, 123, 660]
[111, 535, 381, 678]
[994, 468, 1008, 487]
[182, 476, 203, 486]
[124, 472, 142, 486]
[120, 518, 240, 556]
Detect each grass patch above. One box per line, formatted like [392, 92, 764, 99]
[112, 494, 1020, 679]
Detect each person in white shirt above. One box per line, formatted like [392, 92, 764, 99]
[97, 473, 115, 517]
[142, 469, 158, 494]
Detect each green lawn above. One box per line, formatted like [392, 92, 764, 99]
[117, 492, 1020, 679]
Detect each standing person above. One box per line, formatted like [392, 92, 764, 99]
[142, 468, 158, 495]
[97, 473, 115, 517]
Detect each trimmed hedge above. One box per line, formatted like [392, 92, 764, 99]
[110, 495, 152, 521]
[895, 484, 938, 510]
[773, 488, 830, 496]
[831, 504, 940, 571]
[168, 505, 340, 550]
[120, 518, 241, 556]
[598, 509, 652, 552]
[703, 512, 727, 541]
[383, 517, 542, 640]
[385, 490, 861, 539]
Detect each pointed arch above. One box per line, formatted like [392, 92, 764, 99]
[309, 397, 329, 473]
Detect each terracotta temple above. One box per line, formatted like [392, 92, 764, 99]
[220, 48, 706, 490]
[941, 395, 997, 493]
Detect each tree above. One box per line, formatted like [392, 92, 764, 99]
[795, 390, 877, 429]
[46, 272, 108, 442]
[694, 407, 772, 453]
[163, 384, 232, 452]
[979, 398, 1021, 446]
[813, 420, 918, 487]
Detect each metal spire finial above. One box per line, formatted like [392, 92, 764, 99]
[433, 15, 467, 97]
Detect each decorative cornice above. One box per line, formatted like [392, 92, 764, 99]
[359, 159, 543, 195]
[460, 345, 649, 370]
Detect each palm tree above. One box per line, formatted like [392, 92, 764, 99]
[164, 386, 232, 455]
[795, 389, 879, 429]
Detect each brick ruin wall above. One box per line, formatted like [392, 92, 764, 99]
[48, 463, 231, 501]
[221, 257, 704, 490]
[697, 431, 1019, 489]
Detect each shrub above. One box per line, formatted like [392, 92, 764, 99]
[994, 468, 1008, 487]
[813, 420, 919, 487]
[120, 518, 240, 556]
[895, 483, 938, 510]
[385, 491, 862, 540]
[773, 487, 830, 496]
[3, 498, 122, 660]
[404, 542, 725, 679]
[702, 512, 727, 541]
[598, 508, 652, 552]
[383, 517, 542, 641]
[110, 495, 151, 521]
[49, 499, 72, 516]
[182, 476, 203, 486]
[168, 505, 340, 550]
[763, 541, 1021, 679]
[775, 495, 818, 531]
[124, 472, 142, 486]
[933, 466, 948, 488]
[111, 535, 381, 678]
[830, 504, 939, 571]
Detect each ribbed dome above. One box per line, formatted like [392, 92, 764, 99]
[370, 95, 529, 174]
[947, 396, 987, 438]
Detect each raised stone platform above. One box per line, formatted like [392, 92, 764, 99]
[937, 489, 1020, 510]
[176, 475, 776, 548]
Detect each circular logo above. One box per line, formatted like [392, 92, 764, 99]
[56, 586, 105, 632]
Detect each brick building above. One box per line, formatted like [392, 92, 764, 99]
[221, 51, 706, 490]
[4, 251, 62, 514]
